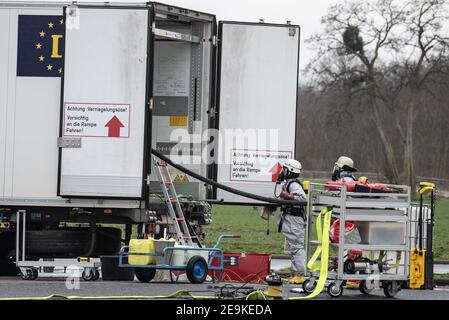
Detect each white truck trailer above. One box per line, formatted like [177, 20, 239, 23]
[0, 1, 300, 275]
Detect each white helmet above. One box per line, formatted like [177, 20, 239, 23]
[284, 159, 302, 174]
[335, 156, 357, 172]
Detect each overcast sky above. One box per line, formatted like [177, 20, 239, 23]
[159, 0, 337, 71]
[13, 0, 338, 72]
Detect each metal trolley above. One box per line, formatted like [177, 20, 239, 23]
[118, 234, 240, 284]
[303, 183, 412, 298]
[15, 210, 101, 281]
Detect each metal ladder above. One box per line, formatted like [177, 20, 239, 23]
[153, 156, 201, 247]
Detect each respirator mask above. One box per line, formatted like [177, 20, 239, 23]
[277, 166, 299, 183]
[277, 166, 289, 183]
[331, 164, 341, 181]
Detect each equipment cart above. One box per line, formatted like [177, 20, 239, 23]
[118, 234, 240, 284]
[15, 210, 101, 281]
[303, 182, 412, 298]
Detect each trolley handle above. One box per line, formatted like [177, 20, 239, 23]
[214, 234, 241, 248]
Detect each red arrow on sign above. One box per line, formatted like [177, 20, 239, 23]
[270, 162, 283, 182]
[105, 116, 124, 137]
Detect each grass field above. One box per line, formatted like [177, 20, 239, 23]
[203, 197, 449, 259]
[433, 197, 449, 260]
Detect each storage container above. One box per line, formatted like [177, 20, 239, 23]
[128, 239, 156, 265]
[357, 222, 406, 245]
[170, 245, 209, 267]
[153, 238, 176, 264]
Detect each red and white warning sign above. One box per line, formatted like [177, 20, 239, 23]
[63, 102, 130, 138]
[230, 149, 292, 182]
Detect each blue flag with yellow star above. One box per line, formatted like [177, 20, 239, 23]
[17, 15, 64, 77]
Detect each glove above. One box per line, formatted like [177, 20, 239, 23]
[280, 191, 294, 200]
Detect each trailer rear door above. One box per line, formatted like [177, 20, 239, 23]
[59, 6, 151, 198]
[214, 22, 300, 203]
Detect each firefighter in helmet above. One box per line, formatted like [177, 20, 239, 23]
[332, 156, 358, 182]
[277, 159, 307, 284]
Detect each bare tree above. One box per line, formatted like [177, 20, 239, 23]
[396, 0, 449, 188]
[306, 0, 449, 188]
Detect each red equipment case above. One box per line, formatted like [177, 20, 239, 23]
[210, 253, 271, 284]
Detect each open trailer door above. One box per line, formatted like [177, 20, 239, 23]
[58, 5, 152, 198]
[214, 21, 300, 203]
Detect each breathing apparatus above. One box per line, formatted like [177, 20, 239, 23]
[271, 159, 303, 234]
[274, 159, 302, 195]
[332, 156, 357, 181]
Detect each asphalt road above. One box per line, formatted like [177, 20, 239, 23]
[0, 276, 449, 300]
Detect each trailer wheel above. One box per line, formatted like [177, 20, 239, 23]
[186, 255, 208, 284]
[25, 228, 121, 258]
[135, 268, 156, 283]
[383, 281, 400, 298]
[359, 280, 374, 295]
[302, 279, 317, 294]
[327, 282, 344, 298]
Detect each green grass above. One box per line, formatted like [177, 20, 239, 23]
[203, 205, 285, 254]
[204, 197, 449, 258]
[433, 197, 449, 260]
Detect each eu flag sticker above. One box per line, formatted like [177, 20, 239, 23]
[17, 15, 64, 77]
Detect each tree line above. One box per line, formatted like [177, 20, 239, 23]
[297, 0, 449, 189]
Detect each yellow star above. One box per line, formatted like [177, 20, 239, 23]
[39, 30, 45, 37]
[38, 55, 44, 62]
[60, 19, 64, 25]
[58, 68, 63, 74]
[47, 64, 53, 71]
[36, 43, 42, 49]
[48, 22, 54, 28]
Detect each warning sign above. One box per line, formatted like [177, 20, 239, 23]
[230, 149, 292, 182]
[173, 174, 190, 183]
[63, 102, 130, 138]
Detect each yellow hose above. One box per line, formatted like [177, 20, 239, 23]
[289, 207, 332, 300]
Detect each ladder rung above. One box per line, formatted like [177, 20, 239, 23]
[184, 235, 198, 239]
[169, 199, 178, 204]
[176, 217, 184, 221]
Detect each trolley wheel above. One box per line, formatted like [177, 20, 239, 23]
[359, 280, 374, 295]
[327, 282, 344, 298]
[186, 255, 208, 284]
[20, 269, 31, 280]
[91, 269, 100, 281]
[30, 268, 38, 280]
[302, 279, 317, 294]
[383, 281, 400, 298]
[82, 269, 93, 281]
[135, 268, 156, 283]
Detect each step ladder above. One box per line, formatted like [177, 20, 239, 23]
[153, 156, 201, 247]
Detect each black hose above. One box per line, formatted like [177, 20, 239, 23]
[151, 149, 307, 206]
